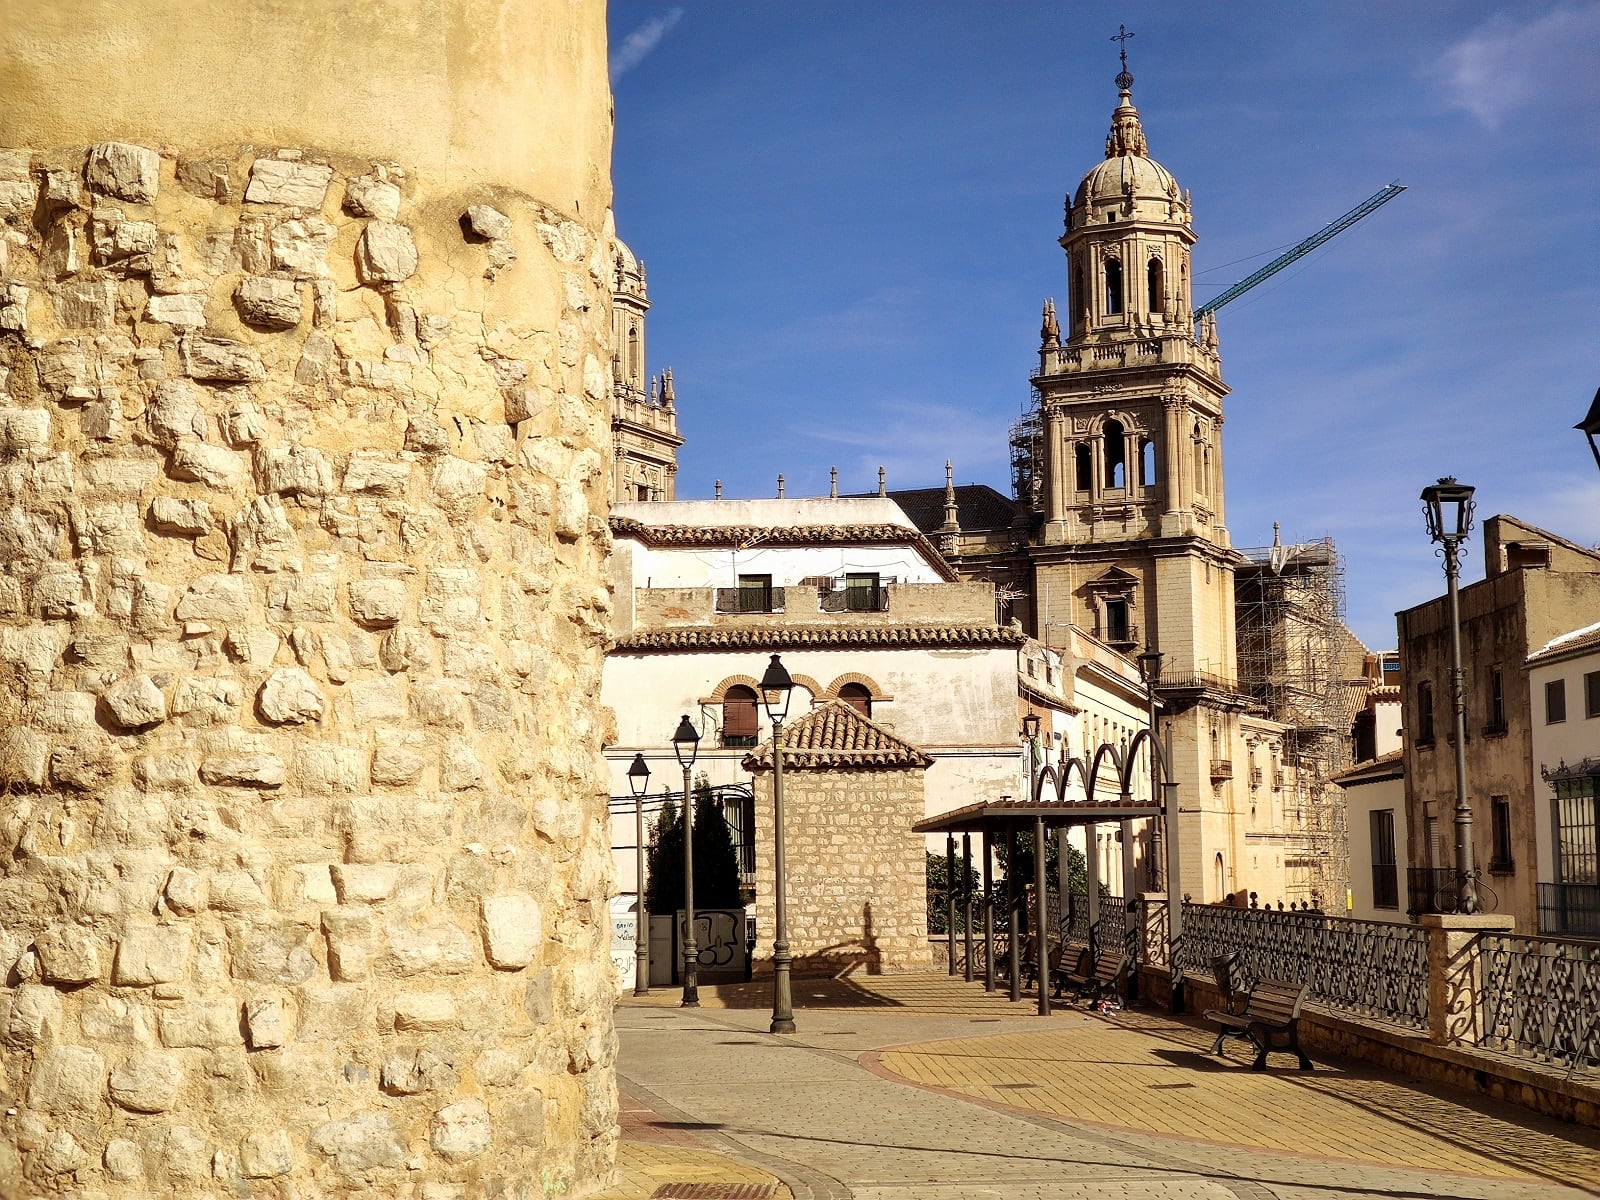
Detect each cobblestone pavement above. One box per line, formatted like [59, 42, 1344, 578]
[614, 973, 1600, 1199]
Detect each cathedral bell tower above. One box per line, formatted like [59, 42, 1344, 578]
[1029, 54, 1234, 683]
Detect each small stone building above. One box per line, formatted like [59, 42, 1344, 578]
[743, 701, 932, 975]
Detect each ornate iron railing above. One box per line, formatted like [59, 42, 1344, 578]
[1538, 883, 1600, 938]
[1478, 933, 1600, 1069]
[1177, 902, 1429, 1031]
[1144, 897, 1170, 968]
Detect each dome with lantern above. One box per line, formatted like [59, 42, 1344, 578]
[1069, 68, 1189, 230]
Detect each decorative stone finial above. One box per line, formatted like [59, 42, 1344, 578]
[715, 479, 723, 499]
[830, 466, 838, 498]
[878, 466, 887, 497]
[777, 473, 785, 499]
[661, 366, 675, 408]
[1041, 298, 1060, 347]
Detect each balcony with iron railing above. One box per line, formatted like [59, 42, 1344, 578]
[1538, 882, 1600, 939]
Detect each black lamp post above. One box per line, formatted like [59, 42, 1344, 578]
[671, 714, 701, 1006]
[1137, 650, 1164, 891]
[627, 753, 652, 996]
[1422, 477, 1479, 914]
[759, 653, 796, 1034]
[1578, 387, 1600, 473]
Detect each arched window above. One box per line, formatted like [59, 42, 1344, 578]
[627, 326, 641, 382]
[1139, 438, 1155, 487]
[1103, 420, 1126, 489]
[838, 683, 871, 718]
[1072, 260, 1086, 324]
[1074, 442, 1092, 492]
[1104, 258, 1124, 315]
[1192, 422, 1204, 492]
[1214, 853, 1226, 898]
[721, 686, 758, 748]
[1147, 256, 1164, 314]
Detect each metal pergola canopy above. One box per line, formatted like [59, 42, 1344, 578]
[913, 797, 1162, 834]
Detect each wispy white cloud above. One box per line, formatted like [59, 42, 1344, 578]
[610, 7, 685, 84]
[1433, 3, 1600, 128]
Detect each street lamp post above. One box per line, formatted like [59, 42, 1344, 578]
[1020, 711, 1049, 1016]
[627, 753, 652, 997]
[759, 654, 796, 1034]
[1422, 477, 1479, 915]
[1578, 387, 1600, 473]
[1137, 651, 1164, 892]
[671, 715, 701, 1006]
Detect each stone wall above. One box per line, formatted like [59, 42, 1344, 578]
[0, 3, 618, 1196]
[752, 768, 931, 975]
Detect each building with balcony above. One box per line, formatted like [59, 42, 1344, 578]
[1398, 516, 1600, 933]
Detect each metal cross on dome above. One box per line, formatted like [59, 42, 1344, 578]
[1111, 24, 1135, 91]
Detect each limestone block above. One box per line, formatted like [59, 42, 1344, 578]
[171, 676, 243, 725]
[81, 398, 122, 440]
[175, 574, 249, 624]
[101, 673, 167, 729]
[113, 923, 191, 986]
[50, 735, 117, 791]
[257, 668, 324, 724]
[310, 1111, 406, 1174]
[146, 379, 206, 447]
[481, 893, 542, 970]
[343, 450, 412, 496]
[230, 921, 317, 986]
[0, 728, 48, 788]
[0, 283, 27, 333]
[103, 1137, 143, 1182]
[464, 204, 512, 241]
[150, 496, 213, 535]
[220, 398, 268, 446]
[131, 578, 175, 638]
[357, 221, 419, 283]
[240, 1128, 295, 1178]
[159, 1000, 243, 1048]
[108, 1049, 183, 1112]
[431, 457, 487, 513]
[294, 983, 367, 1042]
[162, 868, 206, 915]
[269, 216, 338, 280]
[155, 1125, 209, 1180]
[439, 738, 483, 790]
[381, 1047, 458, 1096]
[36, 1130, 86, 1176]
[76, 501, 144, 555]
[331, 863, 397, 904]
[26, 1044, 106, 1115]
[258, 443, 335, 498]
[78, 995, 153, 1044]
[85, 142, 159, 203]
[180, 335, 265, 382]
[372, 743, 426, 786]
[35, 927, 101, 985]
[378, 628, 431, 676]
[0, 408, 50, 456]
[176, 156, 231, 201]
[385, 916, 476, 975]
[411, 679, 466, 727]
[349, 578, 407, 627]
[0, 150, 33, 217]
[393, 991, 457, 1031]
[210, 870, 269, 912]
[244, 159, 333, 208]
[234, 275, 302, 328]
[345, 174, 401, 220]
[94, 216, 159, 267]
[145, 293, 207, 328]
[244, 996, 289, 1049]
[7, 983, 62, 1047]
[170, 437, 247, 488]
[134, 753, 198, 792]
[431, 1097, 491, 1161]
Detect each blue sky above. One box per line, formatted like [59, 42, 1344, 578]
[607, 2, 1600, 650]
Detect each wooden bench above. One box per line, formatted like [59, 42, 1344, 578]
[1062, 947, 1125, 1004]
[1204, 977, 1313, 1071]
[1046, 943, 1090, 997]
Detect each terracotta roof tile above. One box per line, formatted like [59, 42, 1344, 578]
[612, 624, 1024, 652]
[742, 700, 933, 771]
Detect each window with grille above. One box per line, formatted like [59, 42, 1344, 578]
[1485, 667, 1506, 733]
[1587, 671, 1600, 719]
[1416, 680, 1435, 745]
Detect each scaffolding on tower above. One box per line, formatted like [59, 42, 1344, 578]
[1233, 533, 1368, 909]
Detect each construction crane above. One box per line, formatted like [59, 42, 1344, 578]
[1193, 183, 1405, 319]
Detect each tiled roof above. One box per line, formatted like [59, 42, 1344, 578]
[608, 517, 958, 581]
[742, 700, 933, 771]
[612, 624, 1025, 652]
[1528, 621, 1600, 665]
[1330, 749, 1404, 786]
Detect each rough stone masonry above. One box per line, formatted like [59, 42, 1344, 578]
[0, 2, 619, 1196]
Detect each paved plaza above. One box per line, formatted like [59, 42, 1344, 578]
[598, 972, 1600, 1200]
